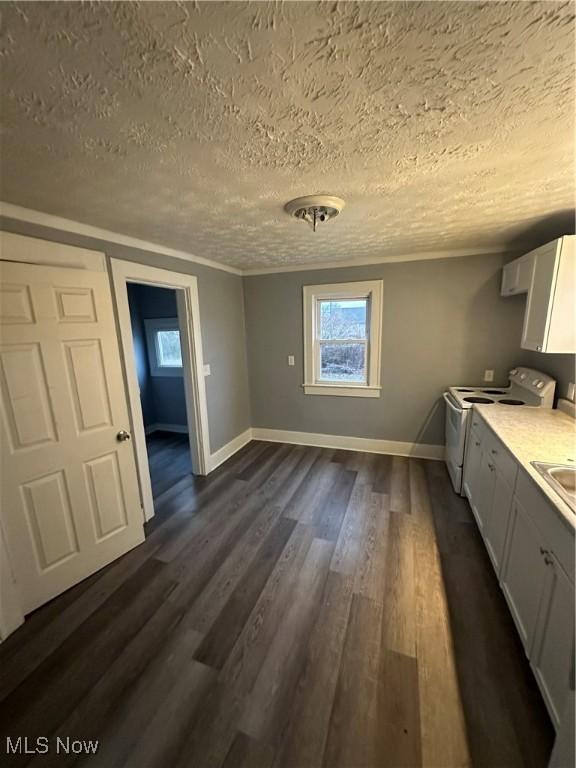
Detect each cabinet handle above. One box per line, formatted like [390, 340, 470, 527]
[536, 345, 542, 351]
[488, 463, 495, 471]
[491, 449, 498, 455]
[475, 441, 481, 447]
[539, 547, 554, 566]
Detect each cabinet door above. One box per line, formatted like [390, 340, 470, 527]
[502, 256, 534, 296]
[532, 556, 575, 727]
[521, 243, 558, 351]
[463, 427, 482, 508]
[501, 500, 549, 654]
[475, 452, 497, 533]
[501, 261, 519, 295]
[517, 255, 535, 293]
[546, 236, 576, 353]
[484, 471, 514, 573]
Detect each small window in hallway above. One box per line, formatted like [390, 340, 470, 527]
[156, 328, 182, 368]
[144, 318, 183, 377]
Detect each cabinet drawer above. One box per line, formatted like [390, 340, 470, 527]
[516, 469, 575, 580]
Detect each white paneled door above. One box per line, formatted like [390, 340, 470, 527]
[0, 260, 144, 614]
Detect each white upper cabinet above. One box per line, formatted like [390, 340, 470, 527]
[501, 254, 535, 296]
[502, 236, 575, 353]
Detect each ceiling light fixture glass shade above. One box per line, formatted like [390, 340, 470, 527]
[285, 195, 345, 232]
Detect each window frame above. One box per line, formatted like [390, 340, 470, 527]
[303, 280, 383, 398]
[144, 317, 184, 377]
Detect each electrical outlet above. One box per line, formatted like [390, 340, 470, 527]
[567, 382, 575, 402]
[287, 355, 295, 367]
[483, 369, 494, 382]
[203, 364, 211, 376]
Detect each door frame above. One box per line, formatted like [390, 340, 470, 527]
[110, 259, 210, 521]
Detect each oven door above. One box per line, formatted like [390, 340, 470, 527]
[443, 392, 468, 490]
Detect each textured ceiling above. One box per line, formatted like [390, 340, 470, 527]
[0, 1, 574, 271]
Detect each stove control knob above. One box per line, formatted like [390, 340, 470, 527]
[520, 373, 527, 380]
[532, 379, 538, 385]
[536, 381, 544, 389]
[510, 368, 518, 375]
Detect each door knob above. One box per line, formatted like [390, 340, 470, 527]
[116, 430, 131, 442]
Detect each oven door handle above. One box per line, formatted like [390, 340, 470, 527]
[443, 392, 462, 415]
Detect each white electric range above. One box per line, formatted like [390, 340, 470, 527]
[443, 367, 556, 494]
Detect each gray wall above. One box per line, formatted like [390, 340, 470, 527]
[127, 283, 188, 429]
[0, 217, 252, 453]
[519, 351, 575, 402]
[3, 215, 572, 452]
[244, 253, 527, 446]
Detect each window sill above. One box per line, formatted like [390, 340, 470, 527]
[303, 384, 381, 398]
[150, 367, 184, 378]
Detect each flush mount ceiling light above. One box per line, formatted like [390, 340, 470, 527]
[284, 195, 345, 232]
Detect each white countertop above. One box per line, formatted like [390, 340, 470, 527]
[475, 404, 576, 529]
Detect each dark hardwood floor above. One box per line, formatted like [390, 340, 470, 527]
[146, 431, 192, 499]
[0, 441, 554, 767]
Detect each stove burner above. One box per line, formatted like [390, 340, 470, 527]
[456, 388, 474, 392]
[463, 396, 494, 404]
[498, 399, 525, 406]
[482, 390, 507, 394]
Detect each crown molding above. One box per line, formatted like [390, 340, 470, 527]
[0, 202, 242, 276]
[0, 201, 515, 278]
[242, 246, 513, 276]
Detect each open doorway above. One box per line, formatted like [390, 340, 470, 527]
[126, 283, 193, 499]
[111, 260, 211, 522]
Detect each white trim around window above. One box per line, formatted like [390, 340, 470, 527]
[303, 280, 383, 397]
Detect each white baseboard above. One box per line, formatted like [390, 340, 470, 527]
[204, 426, 444, 474]
[144, 423, 189, 435]
[251, 428, 445, 461]
[208, 428, 253, 472]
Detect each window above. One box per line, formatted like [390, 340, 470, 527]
[303, 281, 383, 397]
[144, 318, 183, 377]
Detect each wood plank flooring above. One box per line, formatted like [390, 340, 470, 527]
[0, 441, 554, 767]
[146, 431, 192, 499]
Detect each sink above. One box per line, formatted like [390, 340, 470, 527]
[531, 462, 576, 513]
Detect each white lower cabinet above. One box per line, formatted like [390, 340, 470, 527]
[463, 420, 513, 567]
[475, 451, 496, 533]
[462, 425, 482, 506]
[531, 555, 575, 726]
[462, 411, 575, 732]
[484, 471, 514, 571]
[500, 499, 550, 652]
